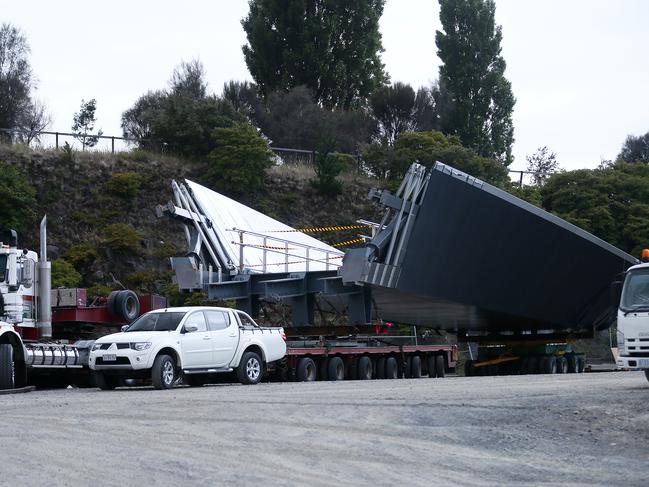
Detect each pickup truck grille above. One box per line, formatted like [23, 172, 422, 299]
[97, 343, 130, 350]
[95, 357, 131, 365]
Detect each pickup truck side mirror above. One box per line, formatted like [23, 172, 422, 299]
[184, 324, 199, 333]
[611, 281, 623, 309]
[121, 325, 129, 332]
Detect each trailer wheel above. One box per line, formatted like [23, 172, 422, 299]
[435, 355, 446, 378]
[410, 355, 422, 378]
[542, 356, 557, 374]
[567, 355, 579, 373]
[116, 290, 140, 322]
[556, 356, 568, 374]
[327, 357, 345, 381]
[428, 356, 438, 378]
[385, 357, 398, 379]
[152, 354, 177, 389]
[357, 356, 372, 380]
[376, 357, 386, 379]
[93, 371, 119, 390]
[237, 351, 263, 385]
[0, 344, 15, 390]
[296, 357, 317, 382]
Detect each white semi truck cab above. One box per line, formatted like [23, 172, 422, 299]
[616, 249, 649, 382]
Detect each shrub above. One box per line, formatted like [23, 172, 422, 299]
[0, 161, 37, 232]
[63, 242, 99, 268]
[101, 223, 141, 254]
[312, 138, 342, 195]
[106, 172, 143, 199]
[51, 259, 81, 288]
[126, 269, 172, 294]
[207, 122, 273, 195]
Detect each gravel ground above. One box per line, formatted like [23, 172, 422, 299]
[1, 371, 649, 486]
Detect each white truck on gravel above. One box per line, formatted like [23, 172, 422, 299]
[88, 306, 286, 389]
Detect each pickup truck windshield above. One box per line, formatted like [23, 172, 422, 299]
[125, 312, 186, 332]
[621, 269, 649, 311]
[0, 254, 5, 282]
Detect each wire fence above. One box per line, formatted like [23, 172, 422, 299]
[0, 126, 537, 186]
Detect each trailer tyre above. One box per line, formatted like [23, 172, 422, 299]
[567, 355, 579, 373]
[357, 356, 373, 380]
[556, 356, 568, 374]
[435, 355, 446, 378]
[116, 290, 140, 322]
[152, 354, 177, 389]
[576, 356, 585, 373]
[237, 351, 263, 385]
[296, 357, 317, 382]
[385, 357, 398, 379]
[376, 357, 386, 379]
[410, 355, 422, 378]
[93, 371, 119, 390]
[542, 356, 557, 374]
[428, 356, 438, 378]
[327, 357, 345, 381]
[0, 344, 15, 390]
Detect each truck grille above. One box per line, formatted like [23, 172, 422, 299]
[96, 357, 131, 365]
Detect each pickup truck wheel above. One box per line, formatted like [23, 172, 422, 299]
[410, 355, 422, 378]
[296, 357, 317, 382]
[385, 357, 398, 379]
[93, 371, 119, 390]
[357, 356, 372, 380]
[435, 355, 446, 378]
[237, 351, 263, 385]
[0, 344, 15, 390]
[375, 357, 386, 379]
[327, 356, 345, 381]
[152, 354, 177, 389]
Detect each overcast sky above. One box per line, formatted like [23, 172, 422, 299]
[3, 0, 649, 171]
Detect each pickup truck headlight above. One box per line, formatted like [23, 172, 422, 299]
[617, 330, 625, 352]
[130, 342, 152, 351]
[91, 343, 103, 351]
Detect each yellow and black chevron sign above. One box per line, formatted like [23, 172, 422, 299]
[266, 224, 371, 234]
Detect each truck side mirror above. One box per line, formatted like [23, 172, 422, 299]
[611, 281, 623, 309]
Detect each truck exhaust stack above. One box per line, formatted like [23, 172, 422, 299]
[36, 216, 52, 339]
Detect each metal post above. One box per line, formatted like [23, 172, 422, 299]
[519, 171, 523, 188]
[326, 252, 330, 270]
[239, 231, 244, 272]
[111, 136, 115, 154]
[306, 248, 310, 272]
[263, 237, 267, 273]
[55, 132, 59, 150]
[311, 150, 316, 166]
[285, 242, 289, 272]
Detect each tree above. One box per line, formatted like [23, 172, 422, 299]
[526, 146, 558, 186]
[436, 0, 515, 164]
[121, 90, 164, 142]
[242, 0, 387, 109]
[312, 136, 343, 195]
[18, 99, 51, 144]
[0, 161, 36, 232]
[222, 80, 262, 120]
[618, 132, 649, 164]
[0, 23, 33, 137]
[370, 82, 418, 145]
[169, 59, 208, 99]
[72, 99, 103, 150]
[207, 122, 274, 195]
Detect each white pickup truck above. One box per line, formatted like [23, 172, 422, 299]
[88, 306, 286, 390]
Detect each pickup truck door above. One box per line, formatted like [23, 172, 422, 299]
[180, 311, 212, 368]
[205, 310, 238, 367]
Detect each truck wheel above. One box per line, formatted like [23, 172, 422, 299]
[237, 351, 263, 385]
[576, 356, 585, 373]
[318, 358, 329, 381]
[542, 356, 557, 374]
[428, 355, 438, 378]
[385, 357, 398, 379]
[376, 357, 386, 379]
[567, 355, 578, 373]
[0, 344, 15, 390]
[435, 355, 446, 378]
[327, 356, 345, 381]
[296, 357, 317, 382]
[464, 360, 474, 377]
[556, 356, 568, 374]
[93, 371, 119, 390]
[357, 356, 373, 380]
[152, 354, 177, 389]
[410, 355, 422, 378]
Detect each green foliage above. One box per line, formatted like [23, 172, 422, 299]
[51, 259, 81, 288]
[312, 138, 343, 195]
[206, 122, 273, 194]
[436, 0, 515, 164]
[101, 223, 141, 254]
[0, 23, 33, 132]
[0, 161, 36, 232]
[125, 269, 172, 294]
[618, 132, 649, 164]
[106, 172, 143, 200]
[362, 130, 508, 184]
[162, 281, 207, 307]
[541, 162, 649, 255]
[526, 146, 558, 186]
[60, 141, 75, 162]
[242, 0, 387, 109]
[63, 242, 99, 268]
[72, 98, 103, 150]
[329, 153, 357, 173]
